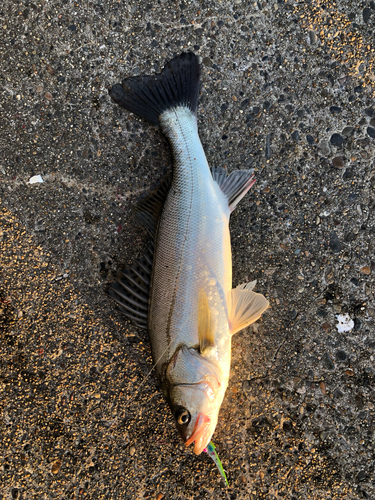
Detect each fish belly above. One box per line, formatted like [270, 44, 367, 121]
[149, 108, 232, 380]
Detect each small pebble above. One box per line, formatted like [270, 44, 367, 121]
[343, 168, 353, 180]
[360, 266, 371, 275]
[332, 156, 344, 168]
[353, 318, 361, 331]
[357, 470, 367, 482]
[265, 133, 271, 159]
[336, 314, 354, 332]
[306, 134, 315, 145]
[129, 446, 136, 456]
[51, 459, 62, 474]
[329, 231, 341, 253]
[333, 388, 343, 399]
[363, 7, 372, 23]
[282, 420, 292, 432]
[291, 130, 300, 142]
[345, 232, 356, 242]
[242, 380, 251, 392]
[308, 30, 317, 44]
[367, 126, 375, 139]
[322, 352, 335, 370]
[330, 133, 345, 146]
[342, 126, 354, 136]
[318, 141, 330, 155]
[330, 106, 342, 113]
[29, 175, 44, 184]
[336, 350, 347, 361]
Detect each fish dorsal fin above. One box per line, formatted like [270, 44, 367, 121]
[135, 171, 172, 237]
[228, 282, 269, 335]
[107, 172, 170, 326]
[198, 289, 216, 354]
[211, 167, 256, 213]
[106, 244, 153, 329]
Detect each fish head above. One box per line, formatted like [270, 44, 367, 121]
[169, 383, 221, 454]
[165, 346, 225, 455]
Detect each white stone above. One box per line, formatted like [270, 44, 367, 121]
[335, 314, 354, 333]
[29, 175, 44, 184]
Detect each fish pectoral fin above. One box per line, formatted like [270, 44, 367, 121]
[211, 167, 256, 213]
[198, 289, 216, 354]
[229, 283, 269, 335]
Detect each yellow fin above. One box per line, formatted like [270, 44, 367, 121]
[229, 282, 269, 335]
[198, 289, 216, 354]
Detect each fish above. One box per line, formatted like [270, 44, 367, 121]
[107, 53, 269, 456]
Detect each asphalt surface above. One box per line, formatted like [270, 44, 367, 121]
[1, 1, 375, 499]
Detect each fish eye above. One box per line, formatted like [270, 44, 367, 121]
[174, 407, 191, 426]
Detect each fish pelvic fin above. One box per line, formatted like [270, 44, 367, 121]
[212, 167, 256, 212]
[228, 282, 269, 335]
[109, 52, 200, 125]
[198, 289, 216, 354]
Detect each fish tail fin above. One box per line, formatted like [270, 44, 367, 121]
[109, 52, 200, 125]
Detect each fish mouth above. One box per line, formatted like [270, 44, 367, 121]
[185, 412, 211, 455]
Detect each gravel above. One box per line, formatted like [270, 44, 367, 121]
[1, 0, 374, 499]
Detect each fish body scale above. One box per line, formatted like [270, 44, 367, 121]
[149, 108, 232, 386]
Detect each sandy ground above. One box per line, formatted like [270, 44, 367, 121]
[1, 0, 375, 498]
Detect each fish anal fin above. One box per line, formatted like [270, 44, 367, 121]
[229, 283, 269, 335]
[198, 289, 216, 354]
[212, 167, 256, 212]
[135, 171, 172, 237]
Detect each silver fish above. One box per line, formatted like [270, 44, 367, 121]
[108, 53, 269, 455]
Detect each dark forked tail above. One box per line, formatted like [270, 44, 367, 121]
[109, 52, 200, 125]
